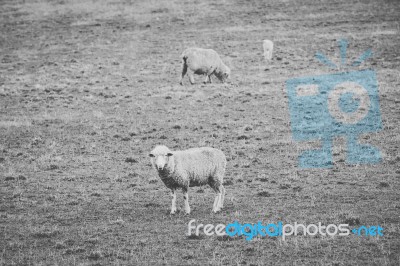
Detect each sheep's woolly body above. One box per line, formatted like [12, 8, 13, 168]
[180, 48, 230, 85]
[150, 145, 227, 214]
[163, 148, 225, 187]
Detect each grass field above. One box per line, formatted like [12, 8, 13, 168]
[1, 0, 400, 265]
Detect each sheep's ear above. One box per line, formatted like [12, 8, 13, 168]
[149, 153, 155, 157]
[167, 153, 173, 157]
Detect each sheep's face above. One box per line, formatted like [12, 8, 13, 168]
[223, 71, 230, 82]
[225, 67, 231, 81]
[217, 66, 230, 83]
[216, 72, 228, 83]
[149, 146, 173, 171]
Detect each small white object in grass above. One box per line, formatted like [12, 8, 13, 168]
[263, 40, 274, 61]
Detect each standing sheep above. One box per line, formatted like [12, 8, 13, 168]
[149, 145, 227, 214]
[179, 48, 231, 85]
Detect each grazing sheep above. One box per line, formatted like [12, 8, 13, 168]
[149, 145, 227, 214]
[179, 47, 231, 85]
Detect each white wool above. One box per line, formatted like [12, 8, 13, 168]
[149, 145, 227, 214]
[179, 47, 231, 85]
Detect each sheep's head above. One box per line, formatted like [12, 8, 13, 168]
[149, 145, 174, 171]
[216, 65, 231, 83]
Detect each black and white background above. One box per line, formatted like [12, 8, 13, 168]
[1, 0, 399, 265]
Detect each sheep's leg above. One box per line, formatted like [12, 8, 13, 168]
[179, 60, 187, 85]
[219, 185, 225, 209]
[183, 188, 191, 214]
[210, 172, 225, 212]
[204, 67, 214, 84]
[170, 190, 177, 214]
[203, 74, 212, 84]
[213, 194, 220, 213]
[213, 188, 223, 213]
[203, 74, 209, 84]
[211, 183, 223, 213]
[187, 69, 195, 85]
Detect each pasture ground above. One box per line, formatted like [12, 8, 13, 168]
[1, 0, 400, 265]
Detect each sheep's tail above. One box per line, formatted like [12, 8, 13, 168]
[181, 53, 188, 66]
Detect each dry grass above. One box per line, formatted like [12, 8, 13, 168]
[1, 0, 400, 265]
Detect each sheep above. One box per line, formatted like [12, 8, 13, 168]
[149, 145, 227, 214]
[179, 47, 231, 85]
[263, 39, 274, 61]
